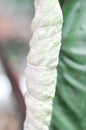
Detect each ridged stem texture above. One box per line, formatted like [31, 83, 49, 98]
[24, 0, 63, 130]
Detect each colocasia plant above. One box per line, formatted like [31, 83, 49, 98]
[24, 0, 63, 130]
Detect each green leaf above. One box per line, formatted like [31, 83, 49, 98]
[59, 0, 64, 8]
[50, 0, 86, 130]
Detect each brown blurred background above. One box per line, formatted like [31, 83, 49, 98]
[0, 0, 34, 130]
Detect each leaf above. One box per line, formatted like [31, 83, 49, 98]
[50, 0, 86, 130]
[59, 0, 64, 8]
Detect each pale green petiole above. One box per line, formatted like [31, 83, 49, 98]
[24, 0, 63, 130]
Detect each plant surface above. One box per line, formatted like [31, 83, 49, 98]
[50, 0, 86, 130]
[24, 0, 63, 130]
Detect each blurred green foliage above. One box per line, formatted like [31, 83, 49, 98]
[5, 39, 29, 73]
[15, 0, 34, 13]
[50, 0, 86, 130]
[59, 0, 64, 7]
[0, 0, 34, 17]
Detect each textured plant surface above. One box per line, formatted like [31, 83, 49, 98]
[24, 0, 63, 130]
